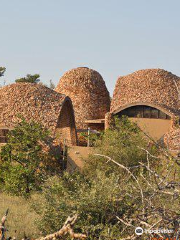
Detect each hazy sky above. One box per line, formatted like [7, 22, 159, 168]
[1, 0, 180, 95]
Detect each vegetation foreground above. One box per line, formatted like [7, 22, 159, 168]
[1, 117, 180, 239]
[0, 193, 40, 239]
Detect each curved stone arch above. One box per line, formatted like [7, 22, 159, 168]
[55, 97, 77, 146]
[110, 69, 180, 116]
[113, 102, 174, 140]
[113, 102, 174, 119]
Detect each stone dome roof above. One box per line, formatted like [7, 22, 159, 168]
[0, 83, 74, 134]
[55, 67, 110, 129]
[111, 69, 180, 117]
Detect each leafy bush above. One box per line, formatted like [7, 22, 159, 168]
[33, 117, 157, 239]
[0, 118, 59, 197]
[84, 116, 157, 176]
[2, 116, 179, 239]
[34, 172, 129, 239]
[79, 131, 101, 147]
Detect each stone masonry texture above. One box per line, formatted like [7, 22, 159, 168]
[55, 67, 111, 129]
[111, 69, 180, 117]
[0, 83, 77, 145]
[110, 69, 180, 151]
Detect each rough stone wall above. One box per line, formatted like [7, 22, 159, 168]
[164, 127, 180, 151]
[0, 83, 77, 146]
[111, 69, 180, 117]
[55, 100, 77, 146]
[105, 112, 114, 130]
[55, 67, 111, 129]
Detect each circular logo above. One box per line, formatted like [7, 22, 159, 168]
[135, 227, 143, 235]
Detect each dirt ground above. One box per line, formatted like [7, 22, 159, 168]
[67, 146, 92, 171]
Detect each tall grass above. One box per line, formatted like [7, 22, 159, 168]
[0, 193, 41, 239]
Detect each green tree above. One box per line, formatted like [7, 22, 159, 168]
[15, 74, 40, 83]
[0, 67, 6, 77]
[0, 118, 56, 197]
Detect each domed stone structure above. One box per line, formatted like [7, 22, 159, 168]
[0, 83, 77, 146]
[109, 69, 180, 140]
[55, 67, 111, 130]
[111, 69, 180, 115]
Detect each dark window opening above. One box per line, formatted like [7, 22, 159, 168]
[151, 108, 159, 119]
[117, 105, 171, 120]
[143, 106, 151, 118]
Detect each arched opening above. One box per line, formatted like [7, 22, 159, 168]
[116, 105, 172, 140]
[55, 100, 77, 146]
[117, 105, 171, 120]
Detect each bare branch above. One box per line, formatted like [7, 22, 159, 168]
[0, 212, 86, 240]
[0, 209, 9, 240]
[36, 214, 86, 240]
[94, 154, 145, 217]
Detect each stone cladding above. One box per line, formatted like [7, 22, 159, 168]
[111, 69, 180, 117]
[0, 83, 77, 145]
[55, 67, 111, 129]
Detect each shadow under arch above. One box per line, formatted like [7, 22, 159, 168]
[55, 97, 77, 146]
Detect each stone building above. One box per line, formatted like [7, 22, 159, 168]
[0, 83, 77, 146]
[1, 68, 180, 153]
[55, 67, 110, 131]
[164, 128, 180, 151]
[107, 69, 180, 144]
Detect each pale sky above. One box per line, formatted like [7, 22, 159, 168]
[1, 0, 180, 95]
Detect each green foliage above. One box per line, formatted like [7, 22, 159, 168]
[33, 117, 156, 239]
[33, 117, 180, 239]
[0, 118, 56, 197]
[0, 116, 179, 239]
[34, 172, 127, 239]
[79, 131, 101, 147]
[84, 116, 156, 175]
[0, 67, 6, 77]
[15, 74, 40, 83]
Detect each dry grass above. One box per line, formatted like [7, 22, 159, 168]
[0, 192, 41, 239]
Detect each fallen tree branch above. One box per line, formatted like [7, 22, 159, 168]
[1, 212, 86, 240]
[37, 214, 86, 240]
[0, 209, 9, 240]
